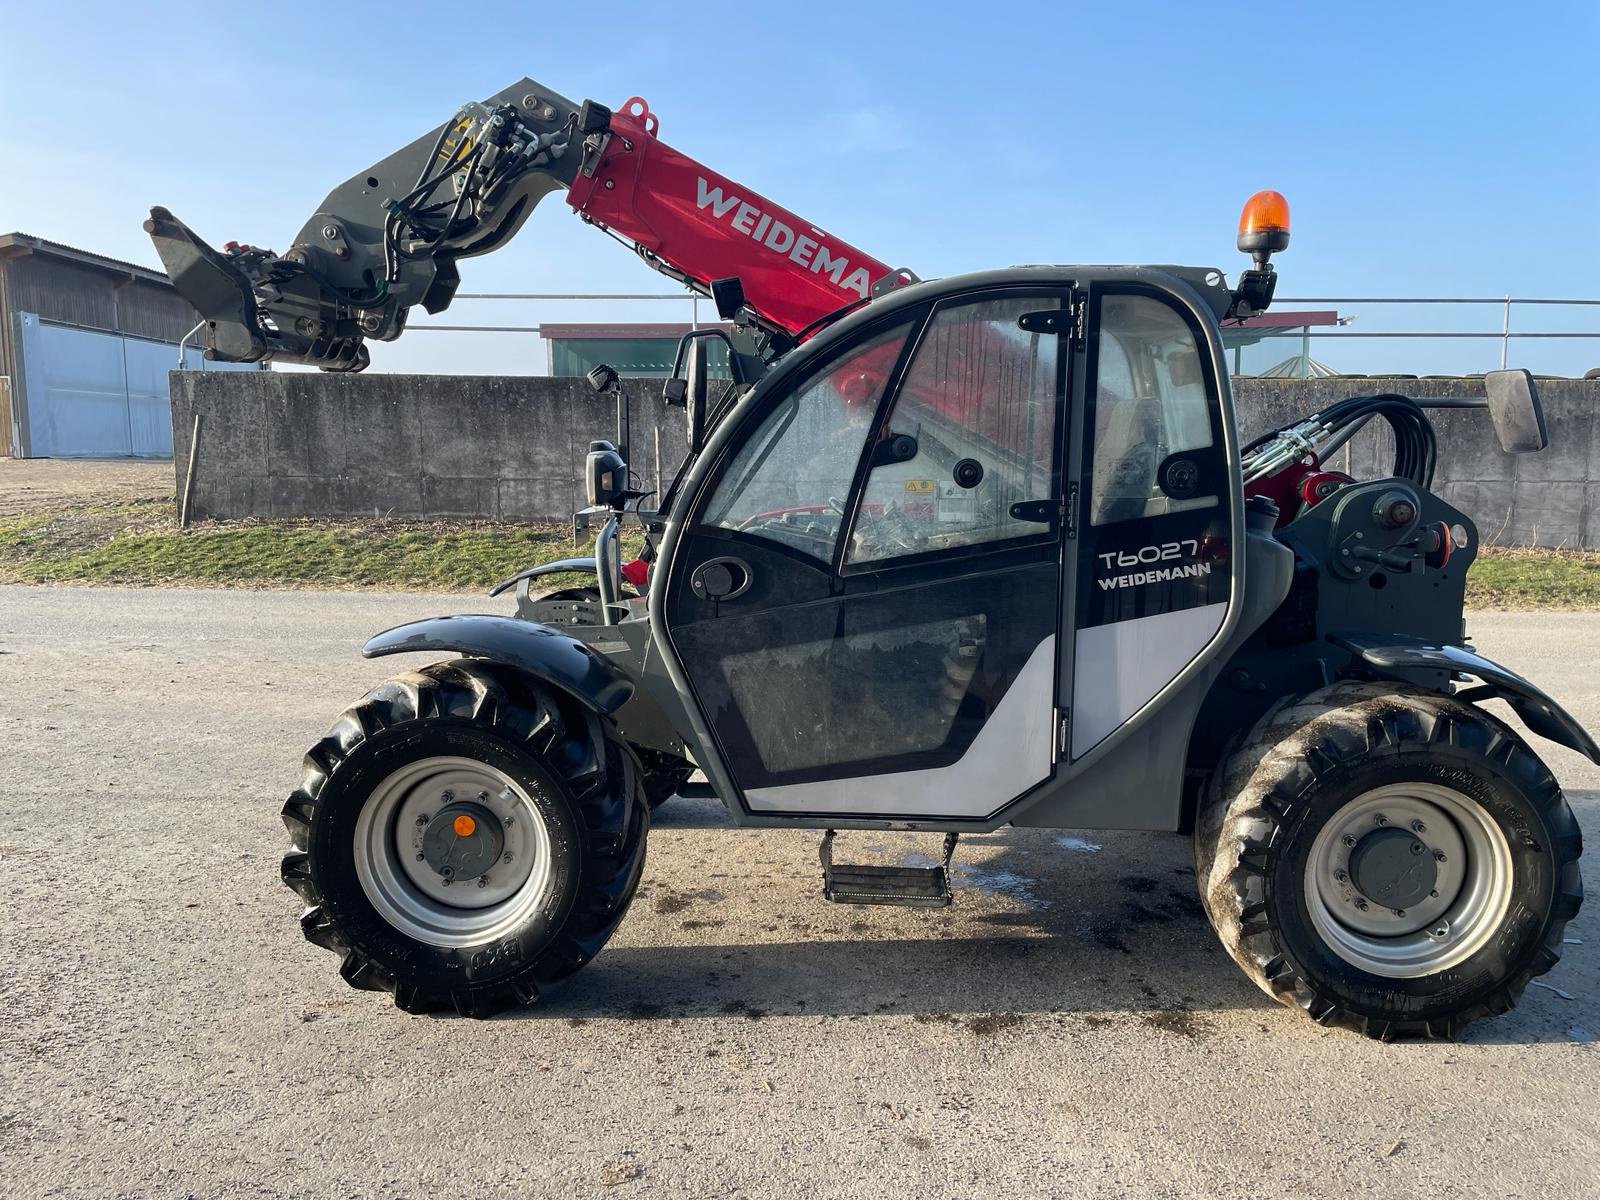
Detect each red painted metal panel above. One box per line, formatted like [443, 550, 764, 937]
[567, 100, 892, 336]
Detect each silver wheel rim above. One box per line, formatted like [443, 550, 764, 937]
[353, 756, 554, 948]
[1304, 782, 1514, 978]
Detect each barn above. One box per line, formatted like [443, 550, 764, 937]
[0, 232, 263, 458]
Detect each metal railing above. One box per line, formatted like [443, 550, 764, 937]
[401, 290, 1600, 375]
[412, 290, 705, 337]
[1267, 296, 1600, 369]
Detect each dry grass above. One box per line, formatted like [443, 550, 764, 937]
[0, 499, 640, 592]
[1465, 546, 1600, 610]
[0, 496, 1592, 607]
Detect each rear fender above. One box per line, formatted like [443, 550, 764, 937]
[1332, 632, 1600, 763]
[363, 615, 634, 715]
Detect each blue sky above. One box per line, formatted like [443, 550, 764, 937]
[2, 1, 1596, 376]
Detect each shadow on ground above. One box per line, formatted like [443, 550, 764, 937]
[519, 794, 1598, 1047]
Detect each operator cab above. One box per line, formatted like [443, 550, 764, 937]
[653, 264, 1245, 824]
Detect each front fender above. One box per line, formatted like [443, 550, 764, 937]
[1332, 632, 1600, 764]
[363, 615, 634, 715]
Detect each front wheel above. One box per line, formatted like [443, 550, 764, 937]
[280, 659, 648, 1016]
[1195, 682, 1582, 1040]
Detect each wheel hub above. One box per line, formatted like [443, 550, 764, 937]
[1347, 826, 1437, 911]
[1303, 783, 1514, 978]
[420, 802, 505, 881]
[352, 756, 556, 948]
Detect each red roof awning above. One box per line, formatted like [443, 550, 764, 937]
[1222, 309, 1340, 329]
[536, 322, 731, 340]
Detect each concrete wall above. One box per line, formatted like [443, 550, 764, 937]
[1232, 377, 1600, 548]
[171, 370, 688, 523]
[172, 370, 1600, 547]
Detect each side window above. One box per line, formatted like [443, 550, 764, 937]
[846, 295, 1059, 566]
[701, 321, 913, 561]
[1089, 295, 1217, 525]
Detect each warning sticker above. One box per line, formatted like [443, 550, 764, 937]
[937, 481, 975, 523]
[904, 479, 935, 494]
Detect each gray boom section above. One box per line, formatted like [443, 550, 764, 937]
[146, 77, 586, 370]
[363, 614, 635, 715]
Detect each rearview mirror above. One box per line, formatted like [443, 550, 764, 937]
[684, 334, 708, 454]
[585, 439, 627, 509]
[665, 330, 719, 453]
[1484, 368, 1548, 454]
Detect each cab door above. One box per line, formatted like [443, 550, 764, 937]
[658, 289, 1071, 820]
[1068, 285, 1236, 759]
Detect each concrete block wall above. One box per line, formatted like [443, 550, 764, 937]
[171, 371, 688, 523]
[1232, 378, 1600, 548]
[173, 371, 1600, 547]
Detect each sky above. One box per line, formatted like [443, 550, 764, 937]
[2, 1, 1596, 377]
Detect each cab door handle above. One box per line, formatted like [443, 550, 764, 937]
[690, 557, 753, 601]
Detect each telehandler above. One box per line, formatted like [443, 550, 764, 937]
[148, 77, 1592, 1038]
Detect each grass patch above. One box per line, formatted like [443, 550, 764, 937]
[0, 499, 641, 591]
[1464, 547, 1600, 610]
[0, 498, 1595, 607]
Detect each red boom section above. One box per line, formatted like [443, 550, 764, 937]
[565, 98, 893, 336]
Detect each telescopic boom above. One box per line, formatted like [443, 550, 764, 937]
[146, 77, 906, 371]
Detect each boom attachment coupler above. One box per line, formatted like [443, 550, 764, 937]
[147, 78, 587, 369]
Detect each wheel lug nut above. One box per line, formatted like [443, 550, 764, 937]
[1393, 908, 1406, 918]
[415, 852, 425, 861]
[504, 815, 515, 827]
[1434, 851, 1447, 863]
[1342, 834, 1357, 848]
[1334, 869, 1349, 883]
[502, 853, 513, 864]
[1374, 814, 1388, 826]
[416, 814, 429, 826]
[1411, 819, 1426, 834]
[477, 791, 489, 802]
[477, 877, 489, 889]
[441, 791, 454, 803]
[1355, 899, 1370, 911]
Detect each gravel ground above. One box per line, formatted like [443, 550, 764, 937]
[0, 458, 174, 517]
[1, 588, 1597, 1199]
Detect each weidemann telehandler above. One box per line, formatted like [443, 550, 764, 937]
[148, 76, 1594, 1038]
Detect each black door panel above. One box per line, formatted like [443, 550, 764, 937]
[671, 560, 1058, 789]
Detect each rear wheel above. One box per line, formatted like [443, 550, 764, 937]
[280, 659, 648, 1016]
[1195, 682, 1582, 1039]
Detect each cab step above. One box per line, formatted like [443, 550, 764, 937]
[819, 830, 959, 908]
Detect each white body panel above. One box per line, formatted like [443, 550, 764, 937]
[745, 635, 1057, 817]
[1071, 602, 1228, 758]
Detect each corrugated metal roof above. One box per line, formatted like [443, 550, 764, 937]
[0, 232, 171, 287]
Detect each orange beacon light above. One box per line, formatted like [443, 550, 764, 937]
[1238, 190, 1291, 262]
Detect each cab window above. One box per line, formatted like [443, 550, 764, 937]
[1088, 294, 1217, 525]
[845, 295, 1060, 566]
[701, 321, 914, 562]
